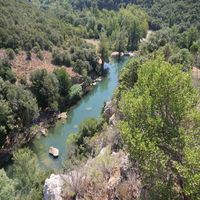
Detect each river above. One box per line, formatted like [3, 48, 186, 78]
[30, 57, 129, 170]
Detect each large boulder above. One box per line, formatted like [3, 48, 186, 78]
[44, 174, 67, 200]
[49, 147, 59, 158]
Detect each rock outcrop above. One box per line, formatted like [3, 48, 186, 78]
[103, 100, 120, 126]
[44, 174, 67, 200]
[44, 147, 140, 200]
[40, 128, 48, 136]
[58, 112, 67, 120]
[49, 147, 59, 158]
[44, 100, 141, 200]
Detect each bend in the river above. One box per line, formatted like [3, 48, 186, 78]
[31, 57, 129, 169]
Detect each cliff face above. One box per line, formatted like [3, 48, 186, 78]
[44, 148, 140, 200]
[43, 101, 141, 200]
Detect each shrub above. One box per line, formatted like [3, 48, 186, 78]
[6, 49, 15, 60]
[69, 84, 82, 101]
[63, 53, 71, 67]
[36, 50, 44, 61]
[52, 50, 63, 65]
[26, 51, 31, 60]
[0, 58, 16, 83]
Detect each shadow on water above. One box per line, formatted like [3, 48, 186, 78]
[30, 57, 129, 170]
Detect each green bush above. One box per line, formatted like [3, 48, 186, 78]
[52, 50, 63, 65]
[67, 118, 103, 157]
[36, 51, 44, 61]
[6, 49, 15, 60]
[26, 51, 31, 60]
[69, 84, 83, 102]
[0, 169, 15, 200]
[0, 59, 16, 83]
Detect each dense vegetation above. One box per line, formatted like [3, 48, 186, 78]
[66, 0, 200, 30]
[116, 6, 200, 198]
[0, 0, 200, 199]
[0, 148, 48, 200]
[119, 56, 200, 199]
[0, 0, 70, 51]
[0, 0, 148, 156]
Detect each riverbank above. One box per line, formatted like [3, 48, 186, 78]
[1, 29, 153, 168]
[30, 58, 129, 169]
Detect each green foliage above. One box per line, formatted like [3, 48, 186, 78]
[118, 57, 143, 93]
[114, 31, 127, 57]
[0, 0, 69, 50]
[69, 84, 83, 102]
[0, 59, 16, 83]
[54, 67, 72, 109]
[120, 56, 200, 199]
[36, 50, 44, 60]
[0, 99, 14, 146]
[0, 78, 38, 147]
[99, 33, 109, 71]
[30, 69, 60, 110]
[67, 118, 102, 157]
[0, 169, 15, 200]
[52, 50, 71, 66]
[71, 46, 100, 75]
[12, 148, 48, 200]
[187, 26, 199, 48]
[134, 0, 200, 30]
[169, 48, 193, 71]
[69, 0, 133, 10]
[6, 83, 39, 127]
[6, 48, 15, 60]
[141, 29, 171, 53]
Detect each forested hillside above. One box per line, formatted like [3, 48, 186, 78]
[0, 0, 71, 50]
[39, 0, 200, 29]
[0, 0, 200, 199]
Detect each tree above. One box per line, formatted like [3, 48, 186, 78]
[42, 73, 60, 110]
[30, 69, 60, 110]
[0, 99, 14, 147]
[36, 50, 44, 61]
[0, 169, 15, 200]
[6, 84, 39, 127]
[0, 59, 16, 83]
[12, 148, 47, 199]
[98, 33, 109, 73]
[114, 31, 127, 60]
[54, 68, 72, 108]
[187, 26, 199, 49]
[169, 48, 192, 71]
[66, 118, 102, 157]
[127, 20, 141, 51]
[118, 57, 142, 92]
[6, 48, 15, 60]
[120, 56, 200, 199]
[69, 84, 82, 102]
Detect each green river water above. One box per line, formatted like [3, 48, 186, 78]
[31, 58, 128, 170]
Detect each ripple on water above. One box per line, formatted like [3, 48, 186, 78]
[85, 107, 92, 111]
[74, 125, 78, 129]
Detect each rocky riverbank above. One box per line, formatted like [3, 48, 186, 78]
[43, 100, 141, 200]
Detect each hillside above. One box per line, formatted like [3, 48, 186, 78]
[0, 0, 71, 51]
[0, 1, 200, 200]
